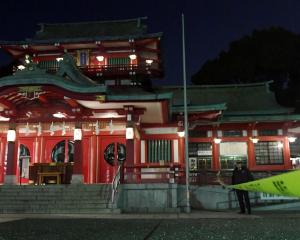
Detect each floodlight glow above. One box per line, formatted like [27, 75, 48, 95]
[96, 56, 104, 61]
[53, 112, 66, 118]
[129, 54, 137, 60]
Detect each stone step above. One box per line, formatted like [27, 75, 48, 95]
[0, 208, 121, 214]
[0, 194, 110, 198]
[0, 184, 118, 214]
[0, 197, 109, 201]
[0, 188, 111, 193]
[0, 203, 112, 209]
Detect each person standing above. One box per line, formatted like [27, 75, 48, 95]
[232, 160, 253, 214]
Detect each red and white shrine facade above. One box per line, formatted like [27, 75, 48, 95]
[0, 18, 300, 186]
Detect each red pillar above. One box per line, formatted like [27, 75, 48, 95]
[5, 141, 17, 184]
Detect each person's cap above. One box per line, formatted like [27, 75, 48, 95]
[236, 160, 242, 164]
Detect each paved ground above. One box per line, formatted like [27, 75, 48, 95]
[0, 211, 299, 240]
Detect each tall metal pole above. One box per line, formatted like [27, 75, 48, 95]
[182, 13, 191, 213]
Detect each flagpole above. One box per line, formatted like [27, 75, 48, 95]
[182, 13, 191, 213]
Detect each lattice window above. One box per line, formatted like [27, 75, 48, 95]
[290, 138, 300, 158]
[108, 57, 130, 65]
[223, 130, 243, 137]
[254, 141, 284, 165]
[38, 60, 59, 70]
[258, 129, 278, 136]
[189, 130, 207, 138]
[147, 140, 172, 164]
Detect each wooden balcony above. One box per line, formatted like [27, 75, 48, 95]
[44, 64, 163, 79]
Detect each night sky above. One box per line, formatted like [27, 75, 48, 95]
[0, 0, 300, 85]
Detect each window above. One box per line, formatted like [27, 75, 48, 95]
[77, 51, 89, 66]
[258, 129, 278, 136]
[104, 143, 126, 166]
[254, 141, 284, 165]
[38, 60, 59, 70]
[189, 130, 207, 138]
[51, 140, 74, 163]
[188, 142, 212, 170]
[223, 130, 243, 137]
[289, 138, 300, 158]
[147, 140, 171, 164]
[219, 142, 248, 169]
[108, 57, 130, 66]
[290, 138, 300, 167]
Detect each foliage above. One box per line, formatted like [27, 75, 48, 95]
[192, 27, 300, 107]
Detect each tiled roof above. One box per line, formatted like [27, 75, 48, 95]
[158, 81, 294, 116]
[33, 17, 148, 40]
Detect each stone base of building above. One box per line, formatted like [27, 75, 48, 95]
[71, 174, 84, 184]
[4, 175, 17, 185]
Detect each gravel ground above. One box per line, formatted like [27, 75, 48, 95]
[0, 216, 298, 240]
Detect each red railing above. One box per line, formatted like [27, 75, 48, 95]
[43, 64, 162, 78]
[122, 166, 291, 185]
[122, 164, 184, 184]
[122, 165, 232, 185]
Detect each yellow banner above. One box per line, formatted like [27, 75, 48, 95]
[230, 169, 300, 198]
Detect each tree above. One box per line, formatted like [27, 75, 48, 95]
[191, 27, 300, 107]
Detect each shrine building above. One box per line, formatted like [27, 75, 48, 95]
[0, 17, 299, 194]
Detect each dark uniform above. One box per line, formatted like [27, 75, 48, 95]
[232, 163, 253, 214]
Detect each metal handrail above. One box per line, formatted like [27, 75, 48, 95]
[111, 165, 122, 203]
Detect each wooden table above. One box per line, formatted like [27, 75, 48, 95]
[38, 172, 62, 184]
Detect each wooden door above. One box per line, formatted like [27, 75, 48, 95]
[17, 138, 36, 184]
[99, 136, 126, 183]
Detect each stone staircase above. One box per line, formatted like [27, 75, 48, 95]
[0, 184, 120, 214]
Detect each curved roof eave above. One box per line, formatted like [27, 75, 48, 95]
[0, 74, 107, 94]
[172, 103, 227, 113]
[0, 32, 163, 45]
[107, 91, 173, 101]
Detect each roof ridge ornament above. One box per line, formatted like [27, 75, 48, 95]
[56, 53, 97, 86]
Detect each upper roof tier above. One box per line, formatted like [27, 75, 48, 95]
[0, 17, 164, 82]
[33, 17, 148, 41]
[0, 17, 162, 44]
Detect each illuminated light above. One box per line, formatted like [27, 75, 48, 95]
[146, 59, 153, 65]
[109, 120, 114, 134]
[0, 116, 10, 121]
[25, 122, 30, 136]
[178, 131, 185, 138]
[62, 122, 66, 136]
[25, 55, 31, 64]
[250, 137, 259, 144]
[56, 57, 63, 62]
[95, 121, 100, 135]
[50, 122, 55, 136]
[74, 128, 82, 141]
[288, 137, 297, 143]
[96, 56, 104, 61]
[53, 112, 66, 118]
[129, 54, 137, 60]
[17, 65, 25, 70]
[37, 122, 42, 136]
[126, 127, 134, 139]
[277, 142, 284, 148]
[7, 130, 16, 142]
[214, 138, 222, 144]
